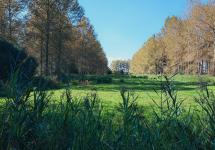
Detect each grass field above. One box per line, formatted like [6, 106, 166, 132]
[52, 75, 215, 114]
[1, 74, 215, 149]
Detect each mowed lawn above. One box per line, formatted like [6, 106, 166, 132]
[51, 75, 215, 113]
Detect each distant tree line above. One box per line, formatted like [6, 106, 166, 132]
[131, 1, 215, 75]
[0, 0, 108, 78]
[111, 60, 130, 74]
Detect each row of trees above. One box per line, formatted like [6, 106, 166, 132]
[131, 1, 215, 75]
[0, 0, 108, 77]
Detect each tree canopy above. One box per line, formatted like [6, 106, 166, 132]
[131, 1, 215, 75]
[0, 0, 108, 78]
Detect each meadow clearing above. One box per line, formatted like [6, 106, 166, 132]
[52, 74, 215, 113]
[1, 74, 215, 149]
[1, 0, 215, 148]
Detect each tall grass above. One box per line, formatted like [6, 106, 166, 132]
[0, 74, 215, 149]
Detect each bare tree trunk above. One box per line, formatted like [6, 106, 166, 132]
[207, 61, 209, 75]
[40, 35, 43, 75]
[213, 39, 215, 75]
[45, 0, 50, 76]
[56, 25, 63, 77]
[8, 0, 12, 40]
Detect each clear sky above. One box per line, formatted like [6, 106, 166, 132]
[78, 0, 205, 63]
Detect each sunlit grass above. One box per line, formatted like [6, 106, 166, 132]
[50, 74, 215, 115]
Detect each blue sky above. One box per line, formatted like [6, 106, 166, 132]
[78, 0, 204, 63]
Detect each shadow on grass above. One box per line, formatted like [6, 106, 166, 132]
[71, 79, 201, 92]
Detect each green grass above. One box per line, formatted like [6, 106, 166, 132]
[52, 75, 215, 113]
[1, 74, 215, 149]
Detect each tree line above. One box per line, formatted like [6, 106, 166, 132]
[111, 60, 130, 74]
[131, 1, 215, 75]
[0, 0, 108, 78]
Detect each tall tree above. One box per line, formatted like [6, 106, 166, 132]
[26, 0, 107, 76]
[0, 0, 26, 42]
[131, 1, 215, 76]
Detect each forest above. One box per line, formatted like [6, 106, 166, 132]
[131, 1, 215, 75]
[0, 0, 108, 79]
[1, 0, 215, 150]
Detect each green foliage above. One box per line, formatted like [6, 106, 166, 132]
[0, 38, 37, 83]
[0, 80, 5, 96]
[96, 76, 112, 84]
[142, 75, 149, 79]
[71, 80, 79, 86]
[33, 76, 61, 90]
[0, 74, 215, 149]
[151, 76, 201, 149]
[119, 78, 125, 83]
[107, 69, 113, 75]
[195, 87, 215, 149]
[131, 75, 138, 78]
[130, 75, 148, 79]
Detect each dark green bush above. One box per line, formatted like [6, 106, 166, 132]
[0, 80, 5, 97]
[85, 75, 97, 82]
[142, 75, 149, 79]
[33, 76, 61, 90]
[57, 72, 70, 83]
[71, 80, 79, 86]
[69, 74, 80, 80]
[0, 38, 37, 83]
[96, 76, 112, 84]
[131, 75, 137, 78]
[107, 69, 112, 75]
[119, 78, 125, 83]
[131, 75, 148, 79]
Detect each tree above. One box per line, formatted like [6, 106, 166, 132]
[188, 2, 215, 75]
[131, 1, 215, 76]
[0, 0, 108, 78]
[0, 0, 26, 42]
[26, 0, 84, 76]
[131, 36, 167, 74]
[52, 0, 84, 76]
[74, 17, 108, 75]
[162, 16, 189, 74]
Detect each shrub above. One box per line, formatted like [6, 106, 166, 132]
[142, 75, 149, 79]
[119, 78, 125, 83]
[33, 76, 61, 90]
[85, 75, 97, 82]
[131, 75, 137, 78]
[70, 74, 80, 80]
[0, 38, 38, 83]
[71, 80, 79, 86]
[57, 72, 70, 83]
[96, 76, 112, 84]
[0, 80, 5, 97]
[131, 75, 148, 79]
[107, 69, 112, 75]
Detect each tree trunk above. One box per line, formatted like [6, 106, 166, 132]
[45, 0, 50, 76]
[56, 25, 63, 77]
[8, 0, 12, 40]
[40, 35, 43, 75]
